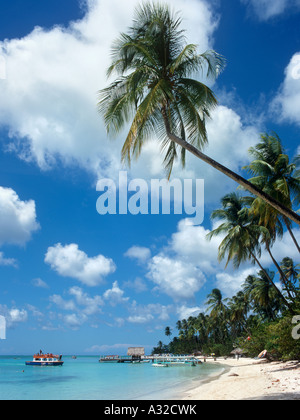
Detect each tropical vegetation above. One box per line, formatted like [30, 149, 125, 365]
[153, 135, 300, 361]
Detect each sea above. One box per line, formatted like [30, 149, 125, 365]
[0, 356, 225, 400]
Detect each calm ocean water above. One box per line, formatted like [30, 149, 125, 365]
[0, 356, 225, 400]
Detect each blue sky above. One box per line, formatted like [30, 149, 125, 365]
[0, 0, 300, 355]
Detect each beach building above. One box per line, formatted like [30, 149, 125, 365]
[127, 347, 145, 360]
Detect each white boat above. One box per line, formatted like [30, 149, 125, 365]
[152, 362, 169, 367]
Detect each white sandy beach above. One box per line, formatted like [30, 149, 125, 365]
[183, 358, 300, 400]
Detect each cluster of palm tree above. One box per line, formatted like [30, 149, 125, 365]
[208, 133, 300, 314]
[155, 135, 300, 357]
[99, 2, 300, 359]
[157, 255, 299, 356]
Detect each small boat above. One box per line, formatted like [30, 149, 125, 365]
[152, 362, 169, 367]
[25, 353, 64, 367]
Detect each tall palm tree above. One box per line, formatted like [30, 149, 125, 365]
[206, 288, 228, 319]
[244, 133, 300, 252]
[207, 192, 293, 311]
[280, 257, 300, 297]
[98, 2, 300, 226]
[164, 326, 172, 340]
[249, 270, 281, 321]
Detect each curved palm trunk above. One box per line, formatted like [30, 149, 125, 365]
[250, 251, 295, 314]
[284, 217, 300, 254]
[162, 117, 300, 226]
[265, 244, 295, 304]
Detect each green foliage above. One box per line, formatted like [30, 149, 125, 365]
[242, 316, 300, 361]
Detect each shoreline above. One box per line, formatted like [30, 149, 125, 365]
[182, 358, 300, 400]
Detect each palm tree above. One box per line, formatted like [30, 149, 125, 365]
[165, 326, 172, 340]
[98, 2, 300, 226]
[249, 270, 281, 321]
[227, 291, 250, 337]
[207, 193, 293, 311]
[244, 133, 300, 251]
[206, 288, 228, 319]
[280, 257, 300, 297]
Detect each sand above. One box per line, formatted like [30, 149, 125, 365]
[183, 358, 300, 400]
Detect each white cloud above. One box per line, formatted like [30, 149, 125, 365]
[124, 246, 151, 264]
[49, 294, 76, 311]
[0, 305, 28, 328]
[216, 267, 257, 298]
[241, 0, 300, 20]
[0, 252, 17, 268]
[260, 229, 300, 266]
[103, 281, 129, 307]
[176, 305, 204, 320]
[45, 243, 116, 286]
[170, 219, 222, 273]
[127, 302, 171, 324]
[0, 0, 262, 210]
[63, 313, 88, 330]
[0, 186, 39, 246]
[272, 52, 300, 126]
[147, 254, 206, 301]
[31, 278, 49, 289]
[0, 0, 217, 179]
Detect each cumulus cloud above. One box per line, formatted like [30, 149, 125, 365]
[0, 186, 40, 246]
[31, 278, 49, 289]
[127, 302, 171, 324]
[124, 246, 151, 264]
[176, 305, 204, 320]
[45, 243, 116, 286]
[170, 219, 222, 272]
[103, 281, 129, 307]
[241, 0, 300, 20]
[0, 305, 28, 329]
[147, 254, 206, 301]
[0, 0, 263, 211]
[0, 252, 17, 268]
[272, 52, 300, 126]
[216, 267, 257, 298]
[0, 0, 217, 179]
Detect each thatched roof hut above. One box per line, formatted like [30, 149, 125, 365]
[127, 347, 145, 357]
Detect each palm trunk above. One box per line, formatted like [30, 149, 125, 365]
[284, 217, 300, 253]
[161, 116, 300, 226]
[250, 251, 295, 314]
[266, 243, 295, 304]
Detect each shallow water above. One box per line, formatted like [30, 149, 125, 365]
[0, 356, 225, 400]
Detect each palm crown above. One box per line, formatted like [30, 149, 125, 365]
[99, 2, 225, 178]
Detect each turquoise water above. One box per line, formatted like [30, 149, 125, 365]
[0, 356, 225, 400]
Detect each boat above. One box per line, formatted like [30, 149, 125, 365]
[25, 353, 64, 367]
[152, 362, 169, 367]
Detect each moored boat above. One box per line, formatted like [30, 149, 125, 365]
[25, 353, 64, 367]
